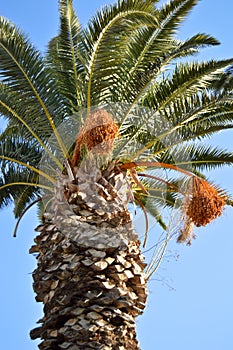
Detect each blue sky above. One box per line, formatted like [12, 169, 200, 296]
[0, 1, 233, 349]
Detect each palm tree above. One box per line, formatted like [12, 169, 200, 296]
[1, 0, 233, 348]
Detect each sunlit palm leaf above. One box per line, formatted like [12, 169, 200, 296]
[47, 0, 86, 114]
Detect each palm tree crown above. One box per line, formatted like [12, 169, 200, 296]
[1, 0, 233, 248]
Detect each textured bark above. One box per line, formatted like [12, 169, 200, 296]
[30, 161, 148, 349]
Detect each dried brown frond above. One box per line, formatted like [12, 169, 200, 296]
[134, 194, 149, 248]
[177, 217, 195, 245]
[71, 109, 119, 166]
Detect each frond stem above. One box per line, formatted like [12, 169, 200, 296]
[134, 193, 149, 248]
[120, 161, 192, 177]
[13, 196, 42, 237]
[0, 155, 56, 184]
[0, 99, 63, 169]
[0, 182, 53, 192]
[138, 172, 181, 192]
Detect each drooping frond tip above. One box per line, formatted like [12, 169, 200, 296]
[177, 176, 226, 244]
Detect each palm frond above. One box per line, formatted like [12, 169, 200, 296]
[13, 197, 43, 237]
[117, 4, 219, 102]
[157, 144, 233, 172]
[46, 0, 86, 114]
[83, 0, 160, 108]
[141, 195, 167, 231]
[142, 59, 233, 110]
[0, 155, 56, 184]
[0, 17, 67, 157]
[0, 84, 63, 169]
[158, 0, 198, 35]
[0, 165, 39, 211]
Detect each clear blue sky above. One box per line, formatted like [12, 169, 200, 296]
[0, 1, 233, 349]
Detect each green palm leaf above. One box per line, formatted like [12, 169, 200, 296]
[47, 0, 86, 114]
[0, 17, 67, 157]
[83, 0, 160, 107]
[173, 144, 233, 170]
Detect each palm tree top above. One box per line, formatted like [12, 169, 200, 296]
[0, 0, 233, 250]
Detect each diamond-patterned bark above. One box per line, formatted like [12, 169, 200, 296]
[30, 162, 148, 349]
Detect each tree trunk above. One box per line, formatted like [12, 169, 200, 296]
[30, 161, 148, 350]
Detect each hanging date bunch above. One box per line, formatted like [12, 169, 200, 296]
[71, 109, 119, 166]
[178, 176, 226, 244]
